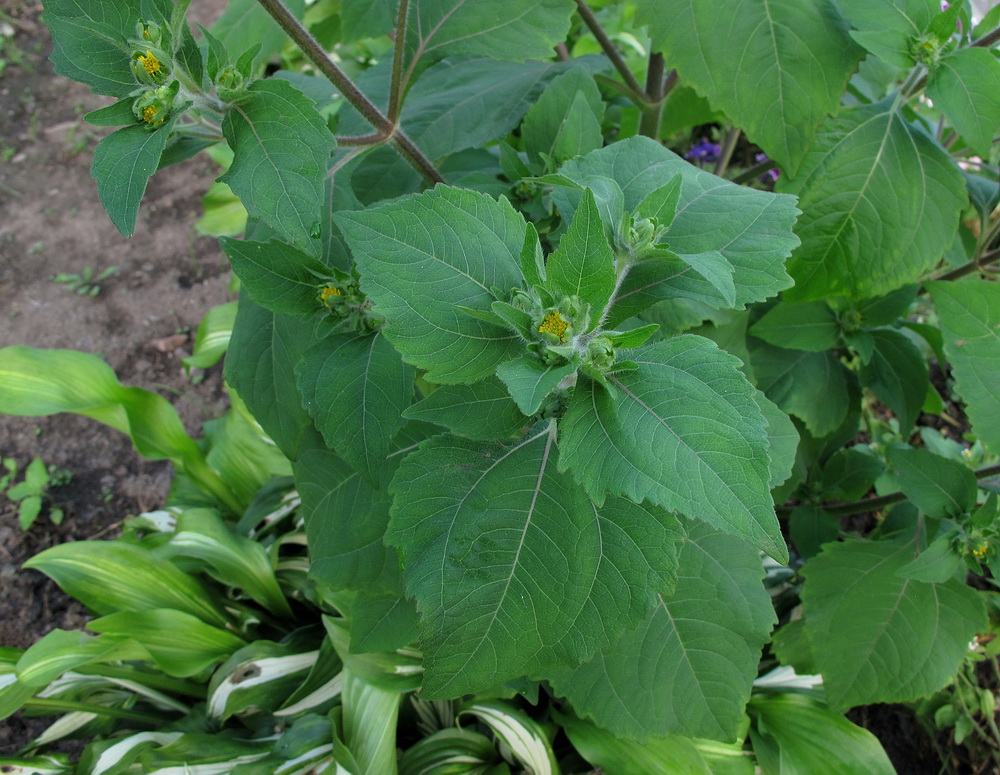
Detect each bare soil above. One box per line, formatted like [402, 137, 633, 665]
[0, 0, 229, 753]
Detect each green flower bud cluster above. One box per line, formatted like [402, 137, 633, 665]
[318, 276, 384, 332]
[615, 211, 667, 262]
[909, 33, 944, 67]
[132, 81, 180, 128]
[125, 18, 184, 129]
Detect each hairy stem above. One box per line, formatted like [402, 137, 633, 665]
[637, 53, 666, 138]
[254, 0, 443, 184]
[574, 0, 647, 101]
[973, 24, 1000, 48]
[931, 247, 1000, 282]
[388, 0, 410, 123]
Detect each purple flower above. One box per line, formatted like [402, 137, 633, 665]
[755, 152, 780, 183]
[685, 139, 721, 164]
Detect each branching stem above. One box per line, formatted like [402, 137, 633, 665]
[573, 0, 647, 100]
[930, 247, 1000, 282]
[388, 0, 410, 123]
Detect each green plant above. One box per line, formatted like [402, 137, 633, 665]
[51, 266, 119, 297]
[3, 0, 1000, 770]
[1, 456, 70, 530]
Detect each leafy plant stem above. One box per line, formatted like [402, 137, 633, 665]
[387, 0, 410, 124]
[973, 25, 1000, 48]
[713, 126, 741, 176]
[779, 462, 1000, 517]
[573, 0, 647, 101]
[25, 697, 173, 725]
[930, 247, 1000, 282]
[637, 53, 666, 138]
[253, 0, 444, 185]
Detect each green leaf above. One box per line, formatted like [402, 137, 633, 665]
[85, 98, 137, 127]
[779, 100, 966, 302]
[0, 346, 238, 512]
[549, 524, 775, 741]
[926, 280, 1000, 454]
[522, 66, 604, 168]
[387, 427, 683, 697]
[163, 507, 292, 617]
[897, 534, 965, 583]
[852, 285, 919, 328]
[749, 301, 840, 352]
[927, 49, 1000, 158]
[351, 593, 420, 654]
[821, 447, 885, 501]
[219, 238, 327, 316]
[836, 0, 937, 68]
[641, 0, 863, 175]
[224, 293, 323, 461]
[43, 0, 140, 96]
[800, 538, 986, 709]
[16, 630, 150, 688]
[339, 667, 404, 775]
[295, 440, 412, 594]
[23, 541, 229, 628]
[403, 0, 573, 70]
[859, 329, 928, 432]
[497, 356, 577, 417]
[92, 117, 177, 238]
[547, 188, 615, 315]
[459, 701, 559, 774]
[221, 79, 335, 251]
[341, 0, 397, 40]
[296, 332, 415, 484]
[888, 446, 978, 519]
[208, 642, 318, 720]
[789, 506, 841, 560]
[552, 137, 798, 322]
[748, 693, 896, 775]
[88, 609, 246, 677]
[754, 390, 799, 489]
[560, 337, 786, 562]
[209, 0, 305, 72]
[335, 186, 526, 384]
[403, 378, 529, 441]
[750, 340, 851, 438]
[183, 300, 237, 370]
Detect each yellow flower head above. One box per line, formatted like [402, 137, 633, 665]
[321, 285, 342, 301]
[137, 50, 161, 76]
[973, 542, 990, 558]
[141, 105, 160, 124]
[538, 311, 570, 342]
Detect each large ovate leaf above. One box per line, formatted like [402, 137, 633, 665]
[549, 523, 775, 741]
[296, 332, 415, 485]
[224, 293, 323, 461]
[748, 301, 840, 352]
[888, 446, 978, 519]
[221, 79, 335, 251]
[836, 0, 937, 68]
[521, 66, 604, 168]
[546, 188, 616, 315]
[387, 426, 684, 697]
[551, 137, 798, 322]
[779, 100, 966, 302]
[92, 117, 178, 238]
[927, 48, 1000, 158]
[219, 238, 329, 316]
[403, 0, 572, 72]
[559, 336, 786, 562]
[43, 0, 142, 96]
[858, 328, 928, 432]
[927, 280, 1000, 454]
[641, 0, 863, 176]
[335, 187, 526, 384]
[800, 538, 986, 709]
[403, 378, 528, 441]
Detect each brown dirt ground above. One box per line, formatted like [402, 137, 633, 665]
[0, 0, 228, 753]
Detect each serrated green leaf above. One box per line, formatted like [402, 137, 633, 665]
[224, 293, 323, 461]
[221, 79, 335, 251]
[836, 0, 937, 68]
[522, 66, 604, 168]
[341, 0, 397, 39]
[549, 524, 775, 741]
[779, 100, 966, 302]
[888, 446, 978, 519]
[404, 378, 529, 440]
[296, 332, 415, 484]
[351, 593, 420, 654]
[496, 356, 577, 417]
[926, 280, 1000, 454]
[23, 541, 229, 628]
[547, 188, 615, 315]
[788, 506, 841, 560]
[388, 427, 683, 697]
[552, 138, 798, 323]
[403, 0, 573, 71]
[641, 0, 863, 175]
[859, 329, 928, 432]
[897, 534, 965, 583]
[92, 117, 177, 238]
[928, 49, 1000, 158]
[748, 693, 895, 775]
[636, 176, 683, 230]
[88, 609, 246, 677]
[801, 538, 986, 709]
[220, 238, 327, 316]
[749, 301, 840, 352]
[754, 390, 799, 489]
[560, 336, 785, 562]
[44, 0, 140, 97]
[750, 340, 851, 438]
[335, 186, 525, 384]
[852, 285, 919, 328]
[821, 447, 885, 501]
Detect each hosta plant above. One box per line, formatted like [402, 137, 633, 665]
[3, 0, 1000, 770]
